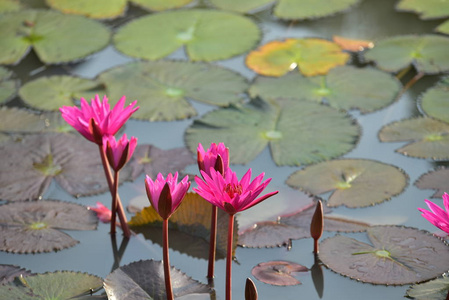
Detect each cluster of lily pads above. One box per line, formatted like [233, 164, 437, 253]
[1, 0, 449, 299]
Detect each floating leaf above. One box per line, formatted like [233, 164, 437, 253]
[0, 133, 115, 201]
[319, 226, 449, 285]
[0, 200, 97, 253]
[45, 0, 127, 19]
[124, 144, 194, 180]
[185, 98, 360, 166]
[364, 34, 449, 74]
[415, 167, 449, 198]
[130, 0, 195, 11]
[419, 76, 449, 123]
[19, 75, 103, 111]
[249, 66, 401, 113]
[104, 259, 212, 300]
[0, 9, 110, 65]
[113, 9, 260, 61]
[208, 0, 273, 13]
[396, 0, 449, 20]
[246, 38, 349, 77]
[406, 276, 449, 299]
[286, 159, 408, 208]
[99, 60, 248, 121]
[0, 66, 18, 104]
[251, 261, 308, 286]
[0, 271, 103, 299]
[379, 117, 449, 160]
[0, 0, 23, 13]
[436, 19, 449, 35]
[129, 193, 238, 259]
[333, 35, 374, 52]
[0, 265, 32, 284]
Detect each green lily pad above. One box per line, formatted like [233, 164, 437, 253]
[0, 9, 110, 65]
[378, 117, 449, 160]
[319, 226, 449, 285]
[104, 259, 212, 300]
[0, 0, 23, 13]
[185, 98, 360, 166]
[0, 265, 32, 284]
[415, 167, 449, 198]
[0, 133, 115, 201]
[286, 159, 408, 208]
[406, 276, 449, 299]
[113, 9, 260, 61]
[45, 0, 127, 19]
[396, 0, 449, 20]
[129, 0, 195, 11]
[436, 19, 449, 35]
[0, 200, 97, 253]
[250, 66, 401, 113]
[99, 60, 248, 121]
[364, 34, 449, 74]
[0, 66, 18, 104]
[0, 271, 103, 299]
[418, 76, 449, 123]
[246, 38, 350, 77]
[19, 75, 103, 111]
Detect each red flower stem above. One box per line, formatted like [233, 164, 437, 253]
[98, 145, 131, 238]
[163, 218, 174, 300]
[314, 239, 319, 254]
[207, 205, 218, 279]
[110, 170, 119, 235]
[226, 214, 235, 300]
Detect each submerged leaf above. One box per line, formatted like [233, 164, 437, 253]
[0, 66, 18, 104]
[99, 60, 248, 121]
[0, 265, 32, 284]
[246, 38, 349, 77]
[286, 159, 408, 208]
[379, 117, 449, 160]
[415, 167, 449, 198]
[319, 226, 449, 285]
[113, 9, 260, 61]
[406, 276, 449, 299]
[0, 200, 97, 253]
[46, 0, 127, 19]
[251, 261, 308, 286]
[419, 76, 449, 123]
[104, 259, 212, 300]
[396, 0, 449, 20]
[364, 34, 449, 74]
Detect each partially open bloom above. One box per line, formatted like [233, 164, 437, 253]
[145, 172, 190, 220]
[197, 143, 229, 177]
[194, 168, 278, 215]
[88, 202, 112, 223]
[419, 193, 449, 234]
[60, 95, 139, 144]
[104, 134, 137, 171]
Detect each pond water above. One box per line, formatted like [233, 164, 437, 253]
[1, 0, 448, 299]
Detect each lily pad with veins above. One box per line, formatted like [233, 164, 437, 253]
[0, 200, 97, 253]
[379, 117, 449, 160]
[406, 276, 449, 299]
[319, 226, 449, 285]
[251, 261, 308, 286]
[104, 259, 213, 300]
[415, 167, 449, 198]
[286, 159, 408, 208]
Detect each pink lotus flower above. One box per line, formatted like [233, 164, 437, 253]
[88, 202, 112, 223]
[194, 168, 278, 215]
[419, 193, 449, 234]
[145, 172, 191, 220]
[60, 95, 139, 145]
[104, 134, 137, 171]
[197, 143, 229, 177]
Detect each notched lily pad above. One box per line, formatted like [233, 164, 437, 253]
[0, 66, 18, 104]
[286, 159, 409, 208]
[99, 60, 248, 121]
[364, 34, 449, 74]
[319, 226, 449, 285]
[378, 117, 449, 160]
[418, 76, 449, 123]
[0, 271, 103, 299]
[251, 261, 308, 286]
[396, 0, 449, 20]
[246, 38, 350, 77]
[415, 167, 449, 198]
[406, 276, 449, 299]
[104, 259, 212, 300]
[0, 200, 97, 253]
[113, 9, 260, 61]
[0, 133, 114, 201]
[0, 9, 110, 65]
[0, 265, 32, 284]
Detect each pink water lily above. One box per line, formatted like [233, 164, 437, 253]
[60, 94, 139, 145]
[419, 193, 449, 234]
[197, 143, 229, 177]
[145, 172, 191, 220]
[104, 134, 137, 171]
[194, 168, 278, 215]
[88, 202, 112, 223]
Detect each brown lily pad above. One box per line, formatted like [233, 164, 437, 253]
[0, 265, 32, 284]
[415, 167, 449, 198]
[251, 261, 308, 286]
